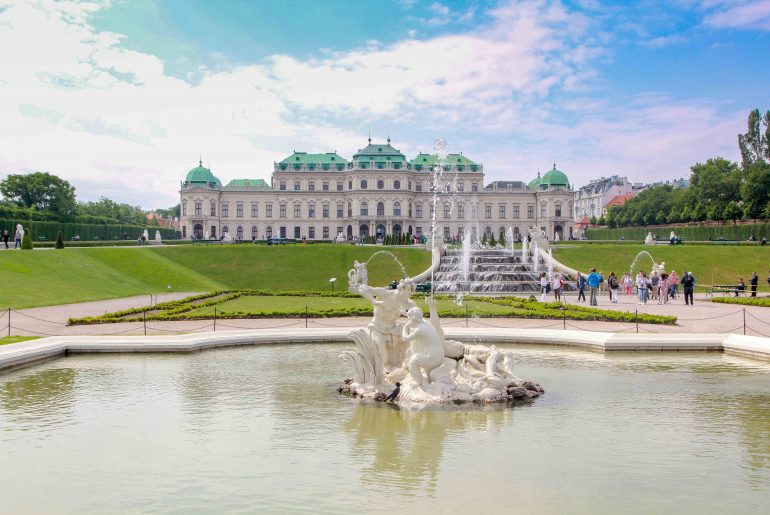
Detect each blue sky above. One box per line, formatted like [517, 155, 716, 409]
[1, 0, 769, 208]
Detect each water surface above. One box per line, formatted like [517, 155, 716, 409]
[1, 344, 769, 513]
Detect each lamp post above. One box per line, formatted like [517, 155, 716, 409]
[329, 278, 336, 292]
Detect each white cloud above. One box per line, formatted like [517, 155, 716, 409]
[702, 0, 770, 30]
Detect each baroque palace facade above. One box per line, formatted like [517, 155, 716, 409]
[179, 139, 574, 242]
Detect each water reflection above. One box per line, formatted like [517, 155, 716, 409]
[344, 403, 513, 495]
[0, 367, 76, 432]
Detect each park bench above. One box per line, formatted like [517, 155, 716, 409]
[707, 284, 747, 297]
[415, 282, 432, 293]
[708, 238, 740, 244]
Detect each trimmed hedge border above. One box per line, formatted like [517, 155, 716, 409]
[711, 296, 770, 307]
[69, 291, 677, 325]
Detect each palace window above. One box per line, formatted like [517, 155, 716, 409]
[252, 226, 258, 239]
[348, 180, 352, 190]
[458, 203, 464, 219]
[361, 180, 368, 189]
[210, 226, 216, 238]
[308, 181, 315, 192]
[416, 227, 423, 236]
[512, 205, 520, 219]
[444, 227, 450, 240]
[527, 206, 534, 219]
[236, 226, 243, 240]
[457, 181, 464, 192]
[222, 226, 229, 236]
[499, 205, 506, 219]
[309, 227, 315, 239]
[194, 202, 202, 216]
[322, 181, 329, 191]
[555, 204, 562, 217]
[408, 202, 412, 217]
[360, 202, 368, 216]
[444, 203, 451, 219]
[485, 204, 491, 219]
[266, 226, 273, 238]
[210, 202, 216, 216]
[394, 180, 400, 190]
[416, 203, 423, 218]
[377, 202, 385, 216]
[472, 182, 478, 192]
[266, 204, 273, 218]
[337, 205, 343, 218]
[393, 202, 401, 216]
[540, 204, 547, 218]
[280, 204, 286, 218]
[471, 204, 478, 219]
[280, 181, 286, 191]
[308, 205, 316, 218]
[294, 181, 301, 191]
[377, 179, 384, 189]
[337, 181, 343, 191]
[429, 204, 435, 219]
[280, 226, 286, 238]
[251, 204, 257, 218]
[294, 227, 301, 238]
[416, 182, 422, 192]
[222, 204, 229, 217]
[323, 226, 329, 239]
[294, 204, 302, 218]
[322, 205, 329, 218]
[236, 204, 243, 218]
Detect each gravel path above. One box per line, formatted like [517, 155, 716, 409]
[3, 291, 770, 338]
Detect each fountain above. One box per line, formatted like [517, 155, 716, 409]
[339, 278, 544, 404]
[630, 250, 665, 277]
[506, 226, 514, 256]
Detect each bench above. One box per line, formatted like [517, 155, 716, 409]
[707, 285, 747, 297]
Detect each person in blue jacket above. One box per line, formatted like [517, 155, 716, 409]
[587, 268, 602, 306]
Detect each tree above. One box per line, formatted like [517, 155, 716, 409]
[689, 157, 742, 222]
[738, 109, 770, 168]
[0, 172, 76, 219]
[55, 231, 65, 249]
[78, 197, 145, 225]
[21, 230, 33, 250]
[498, 227, 506, 247]
[740, 162, 770, 219]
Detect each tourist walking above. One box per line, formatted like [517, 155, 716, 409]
[750, 272, 758, 297]
[636, 271, 649, 304]
[622, 272, 633, 295]
[576, 274, 587, 302]
[608, 272, 619, 304]
[540, 273, 549, 302]
[14, 227, 22, 249]
[668, 270, 679, 299]
[552, 273, 563, 302]
[659, 273, 669, 304]
[588, 268, 602, 306]
[2, 229, 8, 249]
[682, 271, 696, 305]
[650, 271, 660, 301]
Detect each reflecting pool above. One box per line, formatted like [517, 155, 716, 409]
[1, 344, 769, 513]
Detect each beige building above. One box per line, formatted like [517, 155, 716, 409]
[179, 139, 575, 242]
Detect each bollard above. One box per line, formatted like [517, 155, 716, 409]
[743, 308, 746, 335]
[143, 310, 147, 336]
[214, 306, 217, 332]
[305, 305, 308, 328]
[635, 309, 638, 333]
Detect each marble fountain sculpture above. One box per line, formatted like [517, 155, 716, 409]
[339, 274, 544, 405]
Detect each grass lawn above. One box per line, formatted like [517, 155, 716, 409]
[0, 245, 431, 309]
[552, 244, 770, 290]
[0, 336, 41, 346]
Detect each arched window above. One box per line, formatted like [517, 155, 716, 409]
[236, 226, 243, 240]
[266, 226, 273, 238]
[394, 180, 401, 190]
[360, 179, 368, 189]
[485, 226, 492, 238]
[513, 227, 520, 239]
[377, 202, 385, 216]
[377, 179, 384, 189]
[251, 226, 258, 239]
[360, 202, 368, 216]
[393, 202, 401, 216]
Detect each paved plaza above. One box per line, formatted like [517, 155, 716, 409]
[4, 290, 769, 338]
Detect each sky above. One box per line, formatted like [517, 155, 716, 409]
[1, 0, 769, 209]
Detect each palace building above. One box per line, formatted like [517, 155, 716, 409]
[179, 139, 575, 242]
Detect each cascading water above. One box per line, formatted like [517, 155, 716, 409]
[461, 227, 472, 282]
[630, 251, 658, 276]
[366, 250, 408, 278]
[506, 226, 514, 256]
[547, 248, 553, 277]
[533, 242, 540, 273]
[521, 235, 528, 265]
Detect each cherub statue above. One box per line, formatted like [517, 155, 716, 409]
[401, 306, 445, 385]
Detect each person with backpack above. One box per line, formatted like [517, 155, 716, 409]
[682, 271, 696, 305]
[577, 274, 587, 302]
[608, 272, 619, 304]
[552, 273, 564, 302]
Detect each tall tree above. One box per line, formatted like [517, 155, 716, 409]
[0, 172, 76, 219]
[688, 157, 742, 221]
[738, 108, 770, 168]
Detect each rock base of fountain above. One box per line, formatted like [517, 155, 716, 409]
[337, 376, 544, 405]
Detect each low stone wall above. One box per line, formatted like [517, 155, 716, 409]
[1, 327, 769, 373]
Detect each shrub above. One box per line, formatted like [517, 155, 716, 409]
[55, 231, 64, 249]
[21, 230, 32, 250]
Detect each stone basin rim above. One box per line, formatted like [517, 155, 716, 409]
[1, 328, 769, 373]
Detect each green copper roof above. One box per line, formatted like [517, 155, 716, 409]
[185, 162, 221, 187]
[542, 165, 570, 187]
[279, 152, 348, 166]
[224, 179, 271, 190]
[353, 141, 406, 162]
[409, 153, 478, 168]
[528, 173, 542, 189]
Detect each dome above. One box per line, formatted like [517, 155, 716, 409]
[185, 161, 221, 187]
[541, 165, 569, 187]
[528, 173, 542, 189]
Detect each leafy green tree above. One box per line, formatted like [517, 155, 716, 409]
[0, 172, 76, 219]
[689, 157, 742, 222]
[78, 197, 145, 224]
[740, 162, 770, 219]
[738, 109, 770, 168]
[722, 200, 742, 222]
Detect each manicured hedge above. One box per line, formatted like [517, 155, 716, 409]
[0, 219, 180, 242]
[586, 223, 770, 242]
[711, 297, 770, 307]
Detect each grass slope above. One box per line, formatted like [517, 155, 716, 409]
[0, 245, 431, 308]
[553, 244, 770, 288]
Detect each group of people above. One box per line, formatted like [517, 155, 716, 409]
[2, 227, 24, 249]
[540, 267, 698, 307]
